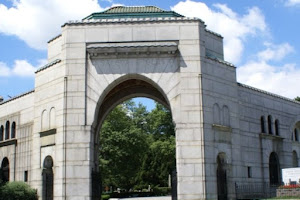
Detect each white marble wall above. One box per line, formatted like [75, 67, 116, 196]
[0, 16, 300, 200]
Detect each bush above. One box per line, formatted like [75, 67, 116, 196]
[153, 187, 171, 196]
[0, 181, 38, 200]
[101, 194, 110, 200]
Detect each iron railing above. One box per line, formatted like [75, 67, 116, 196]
[235, 182, 279, 199]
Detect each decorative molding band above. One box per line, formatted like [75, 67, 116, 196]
[62, 17, 204, 27]
[0, 139, 17, 147]
[40, 129, 57, 138]
[238, 83, 300, 105]
[47, 34, 62, 44]
[0, 90, 34, 106]
[35, 59, 61, 74]
[87, 41, 178, 58]
[206, 56, 235, 68]
[205, 29, 223, 38]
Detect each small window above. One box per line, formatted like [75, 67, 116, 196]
[275, 120, 279, 136]
[0, 126, 3, 141]
[248, 166, 252, 178]
[24, 171, 28, 182]
[5, 121, 10, 140]
[11, 122, 16, 139]
[260, 116, 265, 133]
[268, 115, 272, 135]
[295, 129, 299, 142]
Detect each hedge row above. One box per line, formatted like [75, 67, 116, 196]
[0, 181, 38, 200]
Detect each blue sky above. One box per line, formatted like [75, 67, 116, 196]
[0, 0, 300, 110]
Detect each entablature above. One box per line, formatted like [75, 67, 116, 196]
[87, 41, 178, 58]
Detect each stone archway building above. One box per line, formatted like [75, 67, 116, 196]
[0, 6, 300, 200]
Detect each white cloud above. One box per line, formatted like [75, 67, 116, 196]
[258, 43, 294, 62]
[0, 62, 11, 76]
[172, 0, 267, 64]
[286, 0, 300, 6]
[0, 0, 103, 50]
[237, 43, 300, 99]
[0, 59, 47, 77]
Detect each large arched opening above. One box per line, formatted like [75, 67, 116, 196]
[1, 157, 9, 183]
[42, 155, 54, 200]
[91, 76, 176, 199]
[269, 152, 280, 185]
[292, 151, 298, 167]
[216, 152, 227, 200]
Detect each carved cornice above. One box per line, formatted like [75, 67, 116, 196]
[62, 17, 204, 27]
[87, 41, 178, 58]
[35, 59, 61, 74]
[0, 90, 34, 106]
[238, 83, 300, 105]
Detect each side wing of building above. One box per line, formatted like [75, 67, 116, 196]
[0, 91, 35, 183]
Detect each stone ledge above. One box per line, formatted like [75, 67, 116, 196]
[0, 139, 17, 147]
[40, 129, 57, 137]
[259, 133, 284, 140]
[212, 124, 232, 132]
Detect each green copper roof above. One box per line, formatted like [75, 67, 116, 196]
[83, 6, 184, 20]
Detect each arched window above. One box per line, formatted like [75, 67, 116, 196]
[0, 125, 3, 141]
[1, 157, 10, 183]
[268, 115, 272, 135]
[49, 108, 56, 129]
[213, 104, 220, 124]
[222, 106, 230, 126]
[42, 156, 54, 200]
[295, 129, 299, 142]
[275, 119, 279, 136]
[5, 121, 10, 140]
[41, 110, 49, 131]
[292, 151, 298, 167]
[217, 153, 227, 200]
[260, 116, 265, 133]
[269, 152, 280, 185]
[11, 122, 16, 139]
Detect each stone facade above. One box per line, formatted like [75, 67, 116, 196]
[0, 6, 299, 200]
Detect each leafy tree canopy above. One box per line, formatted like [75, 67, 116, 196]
[99, 99, 175, 191]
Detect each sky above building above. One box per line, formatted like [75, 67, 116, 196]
[0, 0, 300, 106]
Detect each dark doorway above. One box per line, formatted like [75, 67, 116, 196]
[1, 157, 9, 183]
[293, 151, 298, 167]
[42, 156, 54, 200]
[217, 153, 227, 200]
[269, 152, 279, 185]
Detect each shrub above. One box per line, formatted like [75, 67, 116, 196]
[153, 187, 171, 196]
[0, 181, 38, 200]
[101, 194, 110, 200]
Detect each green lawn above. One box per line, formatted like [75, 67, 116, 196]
[260, 197, 300, 200]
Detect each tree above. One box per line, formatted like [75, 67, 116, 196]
[137, 136, 175, 188]
[295, 96, 300, 102]
[99, 104, 148, 190]
[99, 99, 176, 191]
[147, 103, 175, 138]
